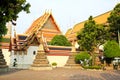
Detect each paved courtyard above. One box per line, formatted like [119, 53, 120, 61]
[0, 68, 120, 80]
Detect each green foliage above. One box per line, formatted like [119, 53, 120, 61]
[83, 65, 101, 70]
[108, 3, 120, 42]
[1, 38, 10, 42]
[75, 51, 90, 63]
[0, 22, 7, 38]
[50, 35, 72, 46]
[77, 16, 109, 51]
[0, 0, 31, 40]
[104, 40, 120, 58]
[52, 62, 57, 66]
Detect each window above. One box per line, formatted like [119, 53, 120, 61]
[18, 36, 27, 40]
[33, 51, 36, 55]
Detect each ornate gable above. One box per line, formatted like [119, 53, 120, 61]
[30, 36, 40, 46]
[25, 12, 61, 35]
[25, 11, 62, 43]
[43, 16, 58, 30]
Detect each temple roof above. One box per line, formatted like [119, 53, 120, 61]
[72, 11, 111, 33]
[25, 12, 61, 35]
[65, 11, 111, 41]
[9, 11, 62, 52]
[65, 28, 72, 36]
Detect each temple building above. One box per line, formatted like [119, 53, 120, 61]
[9, 11, 63, 68]
[1, 11, 112, 69]
[12, 11, 62, 52]
[65, 11, 111, 46]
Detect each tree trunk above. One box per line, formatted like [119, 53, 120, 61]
[91, 52, 95, 66]
[90, 47, 98, 66]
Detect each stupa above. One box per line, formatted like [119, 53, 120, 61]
[65, 46, 82, 68]
[0, 49, 8, 72]
[30, 40, 52, 70]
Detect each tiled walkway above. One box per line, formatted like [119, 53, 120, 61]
[0, 68, 120, 80]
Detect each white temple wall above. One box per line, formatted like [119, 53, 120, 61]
[2, 49, 10, 66]
[10, 46, 38, 69]
[47, 55, 69, 67]
[25, 46, 38, 65]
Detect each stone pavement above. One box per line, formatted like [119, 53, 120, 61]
[0, 68, 120, 80]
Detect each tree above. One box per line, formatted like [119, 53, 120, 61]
[107, 3, 120, 45]
[77, 16, 109, 65]
[104, 40, 120, 58]
[75, 51, 90, 64]
[0, 0, 30, 69]
[50, 35, 72, 46]
[0, 0, 31, 40]
[104, 40, 120, 65]
[77, 16, 109, 52]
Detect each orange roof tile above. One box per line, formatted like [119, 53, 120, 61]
[66, 11, 111, 41]
[72, 11, 111, 33]
[65, 28, 72, 37]
[25, 12, 61, 35]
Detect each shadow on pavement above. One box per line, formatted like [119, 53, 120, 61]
[0, 68, 24, 75]
[100, 71, 120, 80]
[69, 74, 103, 80]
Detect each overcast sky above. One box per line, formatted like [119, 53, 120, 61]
[15, 0, 120, 34]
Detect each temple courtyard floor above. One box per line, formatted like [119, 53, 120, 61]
[0, 68, 120, 80]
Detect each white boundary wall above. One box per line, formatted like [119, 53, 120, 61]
[47, 55, 69, 67]
[9, 46, 38, 68]
[2, 47, 70, 68]
[2, 49, 10, 66]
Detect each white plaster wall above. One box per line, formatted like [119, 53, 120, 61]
[47, 56, 69, 67]
[25, 46, 38, 64]
[9, 46, 69, 68]
[2, 49, 10, 66]
[10, 46, 38, 68]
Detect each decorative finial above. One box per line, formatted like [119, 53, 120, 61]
[50, 9, 52, 14]
[45, 9, 47, 14]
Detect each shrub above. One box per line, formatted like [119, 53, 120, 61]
[104, 40, 120, 58]
[75, 51, 91, 64]
[50, 35, 72, 46]
[52, 62, 57, 66]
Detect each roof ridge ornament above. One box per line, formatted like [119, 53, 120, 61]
[44, 9, 47, 14]
[44, 9, 52, 14]
[49, 9, 52, 14]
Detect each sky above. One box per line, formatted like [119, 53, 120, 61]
[15, 0, 120, 34]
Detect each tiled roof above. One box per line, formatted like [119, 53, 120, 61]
[65, 28, 72, 36]
[10, 11, 62, 52]
[65, 11, 111, 41]
[65, 28, 77, 41]
[25, 12, 61, 35]
[72, 11, 111, 33]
